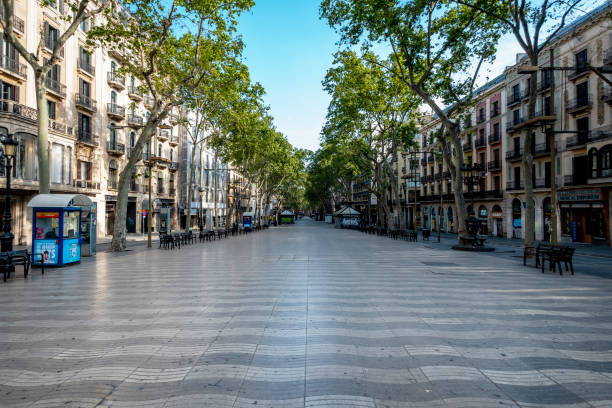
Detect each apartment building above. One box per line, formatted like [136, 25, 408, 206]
[419, 75, 506, 237]
[506, 3, 612, 245]
[0, 1, 184, 245]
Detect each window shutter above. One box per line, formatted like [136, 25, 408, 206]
[86, 162, 92, 180]
[77, 160, 81, 179]
[14, 85, 19, 102]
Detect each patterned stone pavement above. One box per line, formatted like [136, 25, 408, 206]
[1, 218, 612, 407]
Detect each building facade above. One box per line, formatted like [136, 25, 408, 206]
[415, 3, 612, 246]
[0, 1, 184, 245]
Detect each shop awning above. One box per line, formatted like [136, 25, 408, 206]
[27, 194, 93, 208]
[333, 206, 360, 216]
[280, 210, 294, 216]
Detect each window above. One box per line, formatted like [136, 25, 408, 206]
[544, 96, 551, 115]
[65, 146, 72, 185]
[1, 81, 19, 102]
[492, 101, 499, 116]
[44, 23, 59, 50]
[110, 60, 117, 76]
[110, 90, 117, 106]
[493, 122, 499, 138]
[512, 198, 522, 228]
[478, 107, 485, 122]
[575, 49, 588, 70]
[170, 149, 174, 162]
[109, 126, 116, 146]
[577, 116, 589, 139]
[45, 62, 61, 91]
[77, 160, 92, 180]
[63, 211, 79, 239]
[512, 84, 519, 100]
[49, 0, 63, 13]
[78, 112, 91, 140]
[158, 143, 162, 157]
[576, 82, 588, 103]
[79, 78, 91, 97]
[129, 132, 135, 148]
[589, 148, 598, 179]
[513, 109, 520, 124]
[47, 100, 56, 120]
[16, 132, 38, 181]
[542, 69, 551, 89]
[109, 160, 118, 189]
[80, 18, 89, 33]
[601, 145, 612, 178]
[51, 143, 64, 184]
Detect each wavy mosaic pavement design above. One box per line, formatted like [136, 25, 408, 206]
[1, 219, 612, 407]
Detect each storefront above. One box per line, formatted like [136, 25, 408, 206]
[559, 188, 609, 245]
[478, 205, 488, 235]
[491, 205, 503, 237]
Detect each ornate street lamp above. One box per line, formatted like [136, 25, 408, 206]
[460, 162, 485, 238]
[1, 133, 19, 255]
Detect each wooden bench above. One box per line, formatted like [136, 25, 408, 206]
[541, 246, 575, 275]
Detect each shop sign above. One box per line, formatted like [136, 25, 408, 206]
[491, 212, 503, 218]
[558, 189, 602, 202]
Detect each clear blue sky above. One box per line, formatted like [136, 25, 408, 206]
[238, 1, 339, 152]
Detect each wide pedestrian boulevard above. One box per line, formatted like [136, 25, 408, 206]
[1, 218, 612, 407]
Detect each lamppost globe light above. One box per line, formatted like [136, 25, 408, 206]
[1, 135, 18, 157]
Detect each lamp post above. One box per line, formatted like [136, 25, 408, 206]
[460, 162, 485, 237]
[1, 133, 18, 255]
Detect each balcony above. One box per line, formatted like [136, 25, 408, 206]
[487, 160, 501, 171]
[106, 141, 125, 156]
[157, 185, 165, 195]
[0, 99, 37, 122]
[169, 187, 176, 196]
[604, 49, 612, 66]
[107, 72, 125, 89]
[566, 95, 592, 115]
[45, 77, 66, 98]
[477, 113, 486, 124]
[75, 93, 97, 112]
[127, 113, 143, 127]
[532, 143, 551, 157]
[108, 179, 118, 190]
[72, 179, 100, 192]
[421, 158, 427, 165]
[520, 87, 531, 101]
[442, 171, 451, 179]
[158, 130, 169, 141]
[0, 56, 27, 79]
[76, 128, 98, 146]
[142, 151, 150, 162]
[534, 177, 551, 189]
[427, 155, 434, 162]
[130, 180, 139, 192]
[506, 115, 526, 133]
[488, 133, 500, 144]
[107, 103, 125, 120]
[568, 63, 590, 81]
[169, 162, 179, 171]
[506, 180, 524, 191]
[474, 136, 486, 149]
[144, 95, 155, 108]
[77, 57, 95, 76]
[463, 143, 472, 152]
[128, 85, 143, 101]
[565, 131, 589, 149]
[506, 149, 523, 161]
[48, 119, 67, 134]
[3, 13, 25, 34]
[490, 108, 500, 118]
[507, 92, 521, 107]
[538, 81, 551, 93]
[589, 125, 612, 143]
[472, 189, 503, 200]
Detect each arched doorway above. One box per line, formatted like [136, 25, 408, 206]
[492, 205, 503, 237]
[478, 205, 488, 235]
[543, 197, 551, 242]
[512, 198, 522, 239]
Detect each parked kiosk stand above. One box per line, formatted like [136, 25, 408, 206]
[27, 194, 94, 266]
[243, 212, 254, 230]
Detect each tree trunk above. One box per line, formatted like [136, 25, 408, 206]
[213, 152, 217, 228]
[522, 68, 538, 247]
[34, 75, 50, 194]
[198, 142, 203, 227]
[449, 132, 467, 242]
[111, 118, 161, 251]
[185, 140, 198, 231]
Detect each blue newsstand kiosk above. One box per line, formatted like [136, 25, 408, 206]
[28, 194, 93, 266]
